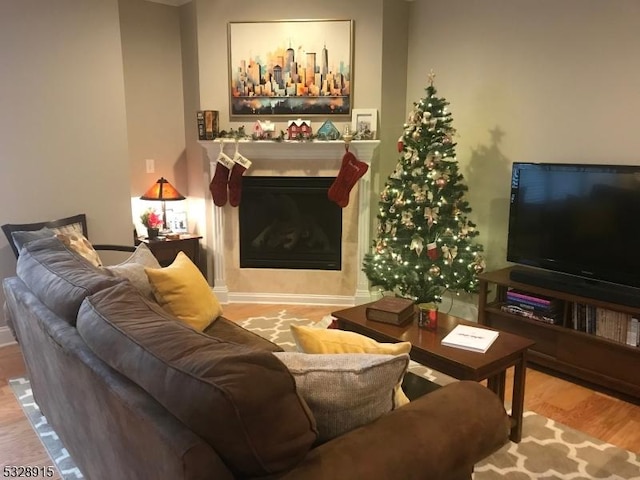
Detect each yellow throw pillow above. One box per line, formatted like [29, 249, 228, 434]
[290, 325, 411, 407]
[145, 252, 222, 331]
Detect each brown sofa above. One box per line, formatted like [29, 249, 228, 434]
[3, 236, 510, 480]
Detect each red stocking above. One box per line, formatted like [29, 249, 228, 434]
[228, 153, 252, 207]
[209, 153, 235, 207]
[328, 151, 369, 208]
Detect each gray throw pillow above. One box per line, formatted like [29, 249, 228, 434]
[11, 227, 56, 252]
[103, 243, 161, 299]
[273, 352, 410, 443]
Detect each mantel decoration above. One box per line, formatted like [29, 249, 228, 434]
[227, 19, 353, 117]
[140, 177, 186, 236]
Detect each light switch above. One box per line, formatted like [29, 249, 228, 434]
[146, 158, 155, 173]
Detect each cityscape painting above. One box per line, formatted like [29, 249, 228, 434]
[228, 20, 353, 117]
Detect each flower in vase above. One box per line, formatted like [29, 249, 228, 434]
[140, 209, 163, 229]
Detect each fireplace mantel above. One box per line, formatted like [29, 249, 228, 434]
[199, 139, 380, 305]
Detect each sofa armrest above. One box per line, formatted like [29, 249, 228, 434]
[280, 381, 509, 480]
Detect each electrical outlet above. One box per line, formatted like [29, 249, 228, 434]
[146, 158, 155, 173]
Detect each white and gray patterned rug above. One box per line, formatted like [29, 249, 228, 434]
[9, 310, 640, 480]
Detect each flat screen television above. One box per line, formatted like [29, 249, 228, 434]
[507, 162, 640, 304]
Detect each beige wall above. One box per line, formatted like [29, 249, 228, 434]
[0, 0, 132, 330]
[406, 0, 640, 273]
[119, 0, 188, 233]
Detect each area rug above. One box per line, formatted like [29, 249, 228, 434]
[9, 310, 640, 480]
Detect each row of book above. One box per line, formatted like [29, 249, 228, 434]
[500, 288, 640, 347]
[501, 289, 563, 325]
[570, 303, 639, 347]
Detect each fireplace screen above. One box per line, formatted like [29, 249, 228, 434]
[239, 176, 342, 270]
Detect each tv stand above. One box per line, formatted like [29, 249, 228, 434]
[509, 267, 640, 308]
[479, 266, 640, 401]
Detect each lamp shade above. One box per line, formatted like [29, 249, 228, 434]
[140, 177, 185, 201]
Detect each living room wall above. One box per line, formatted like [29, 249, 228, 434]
[406, 0, 640, 274]
[0, 0, 133, 337]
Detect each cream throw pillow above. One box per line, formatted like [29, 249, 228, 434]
[145, 252, 222, 331]
[56, 232, 103, 267]
[290, 325, 411, 407]
[104, 243, 161, 299]
[274, 352, 409, 443]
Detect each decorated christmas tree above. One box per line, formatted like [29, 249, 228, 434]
[362, 72, 485, 305]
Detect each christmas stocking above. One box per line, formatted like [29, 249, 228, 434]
[209, 151, 235, 207]
[328, 151, 369, 208]
[229, 152, 252, 207]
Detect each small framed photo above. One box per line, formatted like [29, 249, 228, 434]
[166, 210, 188, 233]
[351, 108, 377, 140]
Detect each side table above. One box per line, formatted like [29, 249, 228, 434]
[137, 234, 202, 270]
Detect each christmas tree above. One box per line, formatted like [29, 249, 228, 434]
[362, 72, 485, 305]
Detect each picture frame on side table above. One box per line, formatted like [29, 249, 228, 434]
[228, 19, 353, 118]
[351, 108, 377, 139]
[166, 210, 188, 233]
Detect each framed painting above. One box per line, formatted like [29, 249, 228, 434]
[228, 19, 353, 118]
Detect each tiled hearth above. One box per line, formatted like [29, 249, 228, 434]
[199, 140, 379, 305]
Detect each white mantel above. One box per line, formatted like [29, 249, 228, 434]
[199, 139, 380, 305]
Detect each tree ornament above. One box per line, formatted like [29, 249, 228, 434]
[429, 265, 441, 277]
[412, 130, 421, 140]
[436, 177, 448, 189]
[401, 211, 415, 228]
[425, 206, 439, 227]
[397, 135, 404, 152]
[410, 236, 424, 256]
[442, 245, 458, 264]
[427, 242, 438, 260]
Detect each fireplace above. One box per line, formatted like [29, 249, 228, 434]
[239, 176, 342, 270]
[200, 140, 379, 304]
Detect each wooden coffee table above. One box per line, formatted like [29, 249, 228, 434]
[332, 302, 535, 443]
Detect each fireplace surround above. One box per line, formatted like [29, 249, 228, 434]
[200, 140, 379, 305]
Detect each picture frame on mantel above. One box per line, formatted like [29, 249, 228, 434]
[351, 108, 377, 140]
[227, 19, 353, 118]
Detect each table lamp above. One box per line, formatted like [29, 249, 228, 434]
[140, 177, 186, 232]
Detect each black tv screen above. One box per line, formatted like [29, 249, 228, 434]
[507, 162, 640, 290]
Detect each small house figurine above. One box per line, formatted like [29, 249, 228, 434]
[286, 118, 312, 140]
[316, 120, 341, 141]
[253, 120, 276, 140]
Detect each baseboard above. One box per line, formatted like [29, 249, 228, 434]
[0, 326, 17, 347]
[227, 292, 356, 306]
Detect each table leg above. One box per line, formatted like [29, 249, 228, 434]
[487, 371, 506, 402]
[510, 354, 528, 443]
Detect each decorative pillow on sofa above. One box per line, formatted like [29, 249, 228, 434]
[290, 325, 412, 407]
[274, 351, 409, 443]
[77, 282, 317, 478]
[145, 251, 222, 331]
[56, 232, 103, 267]
[10, 227, 56, 253]
[104, 243, 160, 299]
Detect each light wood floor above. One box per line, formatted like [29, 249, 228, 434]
[1, 303, 639, 475]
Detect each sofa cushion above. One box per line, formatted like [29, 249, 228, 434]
[16, 236, 123, 324]
[76, 283, 317, 478]
[290, 325, 412, 407]
[145, 251, 221, 331]
[103, 243, 160, 299]
[274, 352, 410, 443]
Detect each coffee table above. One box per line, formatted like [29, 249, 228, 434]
[332, 302, 535, 443]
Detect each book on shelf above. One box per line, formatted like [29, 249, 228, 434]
[500, 304, 558, 324]
[441, 324, 500, 353]
[196, 110, 218, 140]
[365, 297, 415, 326]
[627, 317, 639, 347]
